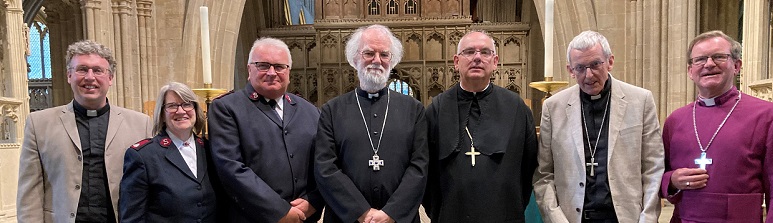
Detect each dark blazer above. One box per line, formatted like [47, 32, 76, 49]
[119, 132, 218, 223]
[208, 84, 323, 223]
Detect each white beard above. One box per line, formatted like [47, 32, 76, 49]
[358, 64, 389, 93]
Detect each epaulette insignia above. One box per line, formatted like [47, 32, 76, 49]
[285, 94, 293, 104]
[196, 137, 204, 146]
[131, 138, 152, 150]
[213, 90, 234, 100]
[160, 137, 172, 148]
[249, 91, 260, 101]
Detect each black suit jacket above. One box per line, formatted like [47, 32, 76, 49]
[119, 132, 218, 223]
[208, 84, 324, 222]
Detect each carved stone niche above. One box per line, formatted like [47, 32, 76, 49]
[0, 97, 22, 143]
[749, 79, 773, 102]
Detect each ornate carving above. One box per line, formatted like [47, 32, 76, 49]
[0, 97, 22, 142]
[749, 79, 773, 102]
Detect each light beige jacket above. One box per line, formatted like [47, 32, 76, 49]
[533, 77, 664, 223]
[17, 102, 152, 223]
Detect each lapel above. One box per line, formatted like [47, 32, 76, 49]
[606, 78, 627, 162]
[160, 135, 199, 182]
[105, 106, 124, 154]
[437, 85, 462, 159]
[195, 137, 207, 183]
[60, 102, 82, 153]
[565, 87, 586, 164]
[282, 94, 297, 128]
[243, 86, 283, 127]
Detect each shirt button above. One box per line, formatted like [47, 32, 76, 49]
[373, 114, 378, 117]
[284, 130, 289, 135]
[576, 208, 581, 212]
[70, 213, 75, 218]
[75, 184, 81, 190]
[77, 155, 83, 161]
[373, 131, 378, 135]
[579, 182, 584, 187]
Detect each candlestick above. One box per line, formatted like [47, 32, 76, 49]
[544, 0, 554, 78]
[200, 6, 213, 84]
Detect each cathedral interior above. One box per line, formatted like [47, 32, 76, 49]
[0, 0, 771, 222]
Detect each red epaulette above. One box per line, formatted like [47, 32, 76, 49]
[130, 138, 152, 150]
[213, 90, 234, 100]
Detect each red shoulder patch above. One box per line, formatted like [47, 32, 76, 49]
[131, 138, 152, 150]
[284, 94, 293, 104]
[213, 90, 234, 100]
[159, 137, 172, 148]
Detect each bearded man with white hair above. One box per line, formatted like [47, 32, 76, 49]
[315, 24, 428, 223]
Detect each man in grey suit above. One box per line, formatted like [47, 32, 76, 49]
[17, 40, 152, 223]
[208, 37, 323, 223]
[533, 31, 664, 223]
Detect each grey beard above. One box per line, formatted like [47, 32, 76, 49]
[358, 69, 388, 93]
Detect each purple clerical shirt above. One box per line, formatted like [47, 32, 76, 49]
[661, 87, 773, 223]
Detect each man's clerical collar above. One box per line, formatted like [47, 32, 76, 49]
[458, 82, 493, 101]
[580, 77, 612, 101]
[697, 87, 739, 107]
[356, 87, 389, 99]
[73, 100, 110, 117]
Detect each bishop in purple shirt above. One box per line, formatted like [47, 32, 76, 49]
[661, 30, 773, 223]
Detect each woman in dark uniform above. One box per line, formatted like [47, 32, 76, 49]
[119, 82, 218, 222]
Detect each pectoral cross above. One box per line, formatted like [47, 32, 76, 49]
[465, 146, 481, 166]
[694, 152, 712, 170]
[585, 157, 599, 177]
[368, 155, 384, 171]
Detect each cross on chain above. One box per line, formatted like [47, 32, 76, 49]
[368, 155, 385, 171]
[694, 152, 712, 170]
[465, 146, 482, 167]
[586, 157, 599, 177]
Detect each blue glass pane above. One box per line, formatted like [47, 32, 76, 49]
[26, 22, 51, 80]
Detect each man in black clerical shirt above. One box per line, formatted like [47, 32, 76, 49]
[18, 40, 152, 222]
[422, 30, 538, 222]
[533, 30, 664, 223]
[315, 24, 428, 223]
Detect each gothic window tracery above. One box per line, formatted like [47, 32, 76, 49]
[387, 0, 398, 15]
[405, 0, 417, 14]
[368, 0, 380, 15]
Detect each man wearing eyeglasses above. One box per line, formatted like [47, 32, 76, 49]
[314, 24, 428, 223]
[17, 40, 153, 223]
[660, 30, 773, 222]
[533, 30, 664, 223]
[208, 37, 323, 223]
[422, 30, 538, 222]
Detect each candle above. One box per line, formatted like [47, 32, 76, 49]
[544, 0, 554, 78]
[200, 6, 213, 84]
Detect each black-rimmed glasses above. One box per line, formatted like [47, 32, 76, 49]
[250, 62, 289, 73]
[164, 102, 195, 113]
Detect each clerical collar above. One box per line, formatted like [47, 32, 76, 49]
[580, 78, 612, 101]
[697, 87, 739, 107]
[458, 82, 493, 101]
[356, 87, 389, 100]
[73, 100, 110, 117]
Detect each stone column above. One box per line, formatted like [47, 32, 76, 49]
[81, 0, 102, 40]
[111, 0, 141, 110]
[740, 0, 770, 93]
[2, 0, 29, 220]
[137, 0, 153, 102]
